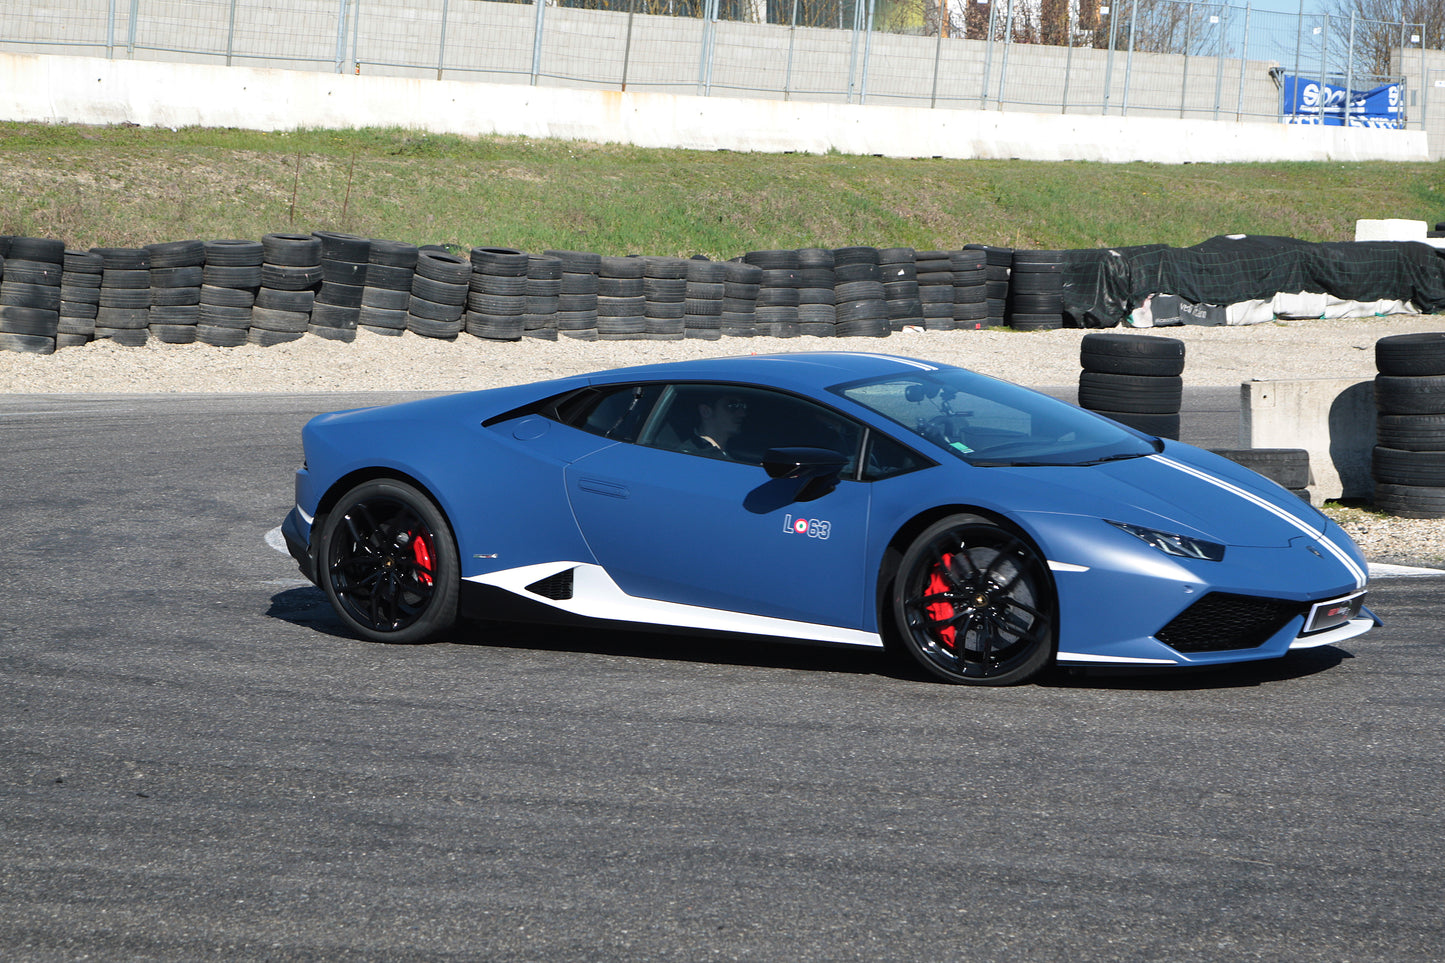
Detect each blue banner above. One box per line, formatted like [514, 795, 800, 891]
[1281, 75, 1403, 128]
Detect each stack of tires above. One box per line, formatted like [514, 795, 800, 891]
[547, 249, 600, 341]
[948, 248, 989, 331]
[259, 233, 323, 343]
[310, 232, 370, 344]
[879, 247, 923, 333]
[358, 239, 418, 337]
[406, 249, 470, 340]
[796, 247, 836, 337]
[467, 247, 529, 341]
[595, 255, 646, 341]
[59, 249, 104, 348]
[721, 260, 761, 337]
[1007, 250, 1065, 331]
[94, 247, 154, 347]
[914, 250, 955, 331]
[746, 249, 802, 338]
[684, 257, 726, 340]
[1078, 332, 1185, 440]
[643, 256, 688, 341]
[0, 237, 64, 354]
[522, 253, 561, 340]
[146, 240, 205, 345]
[1372, 331, 1445, 518]
[833, 246, 889, 338]
[966, 244, 1013, 328]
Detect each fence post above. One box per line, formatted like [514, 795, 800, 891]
[699, 0, 717, 97]
[1235, 2, 1250, 121]
[1061, 1, 1074, 114]
[785, 0, 799, 101]
[847, 0, 863, 103]
[929, 6, 944, 109]
[225, 0, 238, 66]
[126, 0, 139, 58]
[859, 0, 876, 103]
[1212, 6, 1226, 120]
[1121, 0, 1138, 115]
[437, 0, 449, 80]
[106, 0, 116, 59]
[980, 0, 998, 108]
[1345, 12, 1356, 127]
[333, 0, 349, 73]
[1103, 3, 1119, 115]
[998, 0, 1015, 112]
[621, 0, 637, 92]
[1180, 0, 1194, 118]
[531, 0, 546, 86]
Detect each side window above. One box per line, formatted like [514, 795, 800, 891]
[862, 431, 932, 481]
[642, 383, 865, 474]
[552, 384, 663, 443]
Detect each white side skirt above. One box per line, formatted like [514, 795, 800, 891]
[464, 561, 884, 648]
[1288, 616, 1376, 650]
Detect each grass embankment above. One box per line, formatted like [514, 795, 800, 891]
[2, 122, 1442, 255]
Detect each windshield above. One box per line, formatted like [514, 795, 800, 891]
[834, 367, 1160, 467]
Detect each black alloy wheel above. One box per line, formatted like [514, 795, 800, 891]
[318, 479, 459, 643]
[892, 515, 1056, 685]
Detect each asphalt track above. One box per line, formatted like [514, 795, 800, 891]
[2, 389, 1443, 962]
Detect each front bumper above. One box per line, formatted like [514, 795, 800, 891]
[281, 505, 316, 584]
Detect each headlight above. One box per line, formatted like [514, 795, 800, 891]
[1107, 520, 1225, 562]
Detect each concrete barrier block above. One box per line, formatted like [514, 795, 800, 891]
[1240, 378, 1376, 504]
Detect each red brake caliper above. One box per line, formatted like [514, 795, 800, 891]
[925, 553, 957, 649]
[411, 532, 435, 586]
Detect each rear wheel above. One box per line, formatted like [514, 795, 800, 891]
[318, 479, 459, 643]
[891, 515, 1055, 685]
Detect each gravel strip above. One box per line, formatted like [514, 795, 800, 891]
[2, 316, 1442, 567]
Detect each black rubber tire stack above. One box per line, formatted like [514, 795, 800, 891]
[58, 248, 103, 348]
[949, 248, 989, 331]
[523, 253, 561, 340]
[467, 247, 529, 341]
[0, 237, 64, 354]
[92, 247, 153, 347]
[194, 240, 264, 346]
[546, 249, 600, 341]
[720, 260, 761, 338]
[406, 249, 469, 340]
[965, 244, 1013, 328]
[879, 247, 923, 333]
[914, 250, 954, 331]
[145, 240, 205, 345]
[795, 247, 836, 338]
[303, 232, 370, 345]
[1372, 331, 1445, 518]
[1007, 250, 1065, 331]
[683, 257, 725, 340]
[258, 233, 323, 343]
[643, 256, 688, 341]
[832, 246, 889, 338]
[1208, 449, 1312, 500]
[593, 255, 645, 341]
[1078, 332, 1186, 439]
[744, 249, 800, 339]
[358, 239, 418, 337]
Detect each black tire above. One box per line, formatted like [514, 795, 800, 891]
[312, 231, 371, 263]
[145, 239, 206, 268]
[0, 332, 54, 354]
[1374, 375, 1445, 415]
[1372, 446, 1445, 487]
[1208, 448, 1312, 490]
[203, 239, 264, 267]
[317, 479, 460, 643]
[471, 247, 530, 276]
[1375, 413, 1445, 452]
[262, 233, 323, 267]
[890, 515, 1055, 686]
[1373, 482, 1445, 519]
[415, 250, 472, 284]
[321, 258, 369, 286]
[369, 239, 419, 269]
[1081, 333, 1186, 376]
[1078, 371, 1183, 414]
[1087, 408, 1181, 440]
[1376, 332, 1445, 377]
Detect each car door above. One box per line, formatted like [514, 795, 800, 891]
[563, 383, 873, 630]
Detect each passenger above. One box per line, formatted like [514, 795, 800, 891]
[679, 394, 748, 460]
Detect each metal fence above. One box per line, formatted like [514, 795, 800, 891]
[0, 0, 1430, 127]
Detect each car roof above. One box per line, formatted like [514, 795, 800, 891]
[583, 352, 952, 394]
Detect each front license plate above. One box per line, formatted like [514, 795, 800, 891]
[1303, 591, 1365, 635]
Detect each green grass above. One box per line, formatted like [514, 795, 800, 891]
[2, 122, 1443, 255]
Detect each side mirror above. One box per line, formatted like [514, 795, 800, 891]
[761, 446, 848, 502]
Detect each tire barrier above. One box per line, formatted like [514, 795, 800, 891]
[1372, 331, 1445, 518]
[0, 237, 64, 355]
[643, 255, 688, 341]
[1078, 332, 1186, 440]
[685, 256, 726, 341]
[966, 243, 1013, 328]
[547, 249, 601, 341]
[1208, 448, 1312, 501]
[147, 240, 204, 345]
[60, 249, 102, 349]
[94, 247, 152, 347]
[1008, 250, 1065, 331]
[359, 239, 417, 337]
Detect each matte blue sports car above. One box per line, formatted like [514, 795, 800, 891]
[281, 352, 1378, 685]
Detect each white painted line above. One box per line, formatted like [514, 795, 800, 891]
[1368, 562, 1445, 578]
[264, 526, 288, 555]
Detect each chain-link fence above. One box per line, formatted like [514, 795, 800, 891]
[0, 0, 1429, 127]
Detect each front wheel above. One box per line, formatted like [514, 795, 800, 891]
[317, 478, 460, 643]
[891, 515, 1056, 685]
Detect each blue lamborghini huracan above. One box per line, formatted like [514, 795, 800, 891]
[282, 352, 1377, 685]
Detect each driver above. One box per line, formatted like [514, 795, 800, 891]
[680, 393, 747, 460]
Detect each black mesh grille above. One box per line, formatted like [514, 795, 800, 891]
[525, 569, 574, 600]
[1156, 592, 1306, 653]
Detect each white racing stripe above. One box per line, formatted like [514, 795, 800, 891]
[1152, 455, 1368, 590]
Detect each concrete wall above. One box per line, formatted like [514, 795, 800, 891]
[0, 51, 1427, 163]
